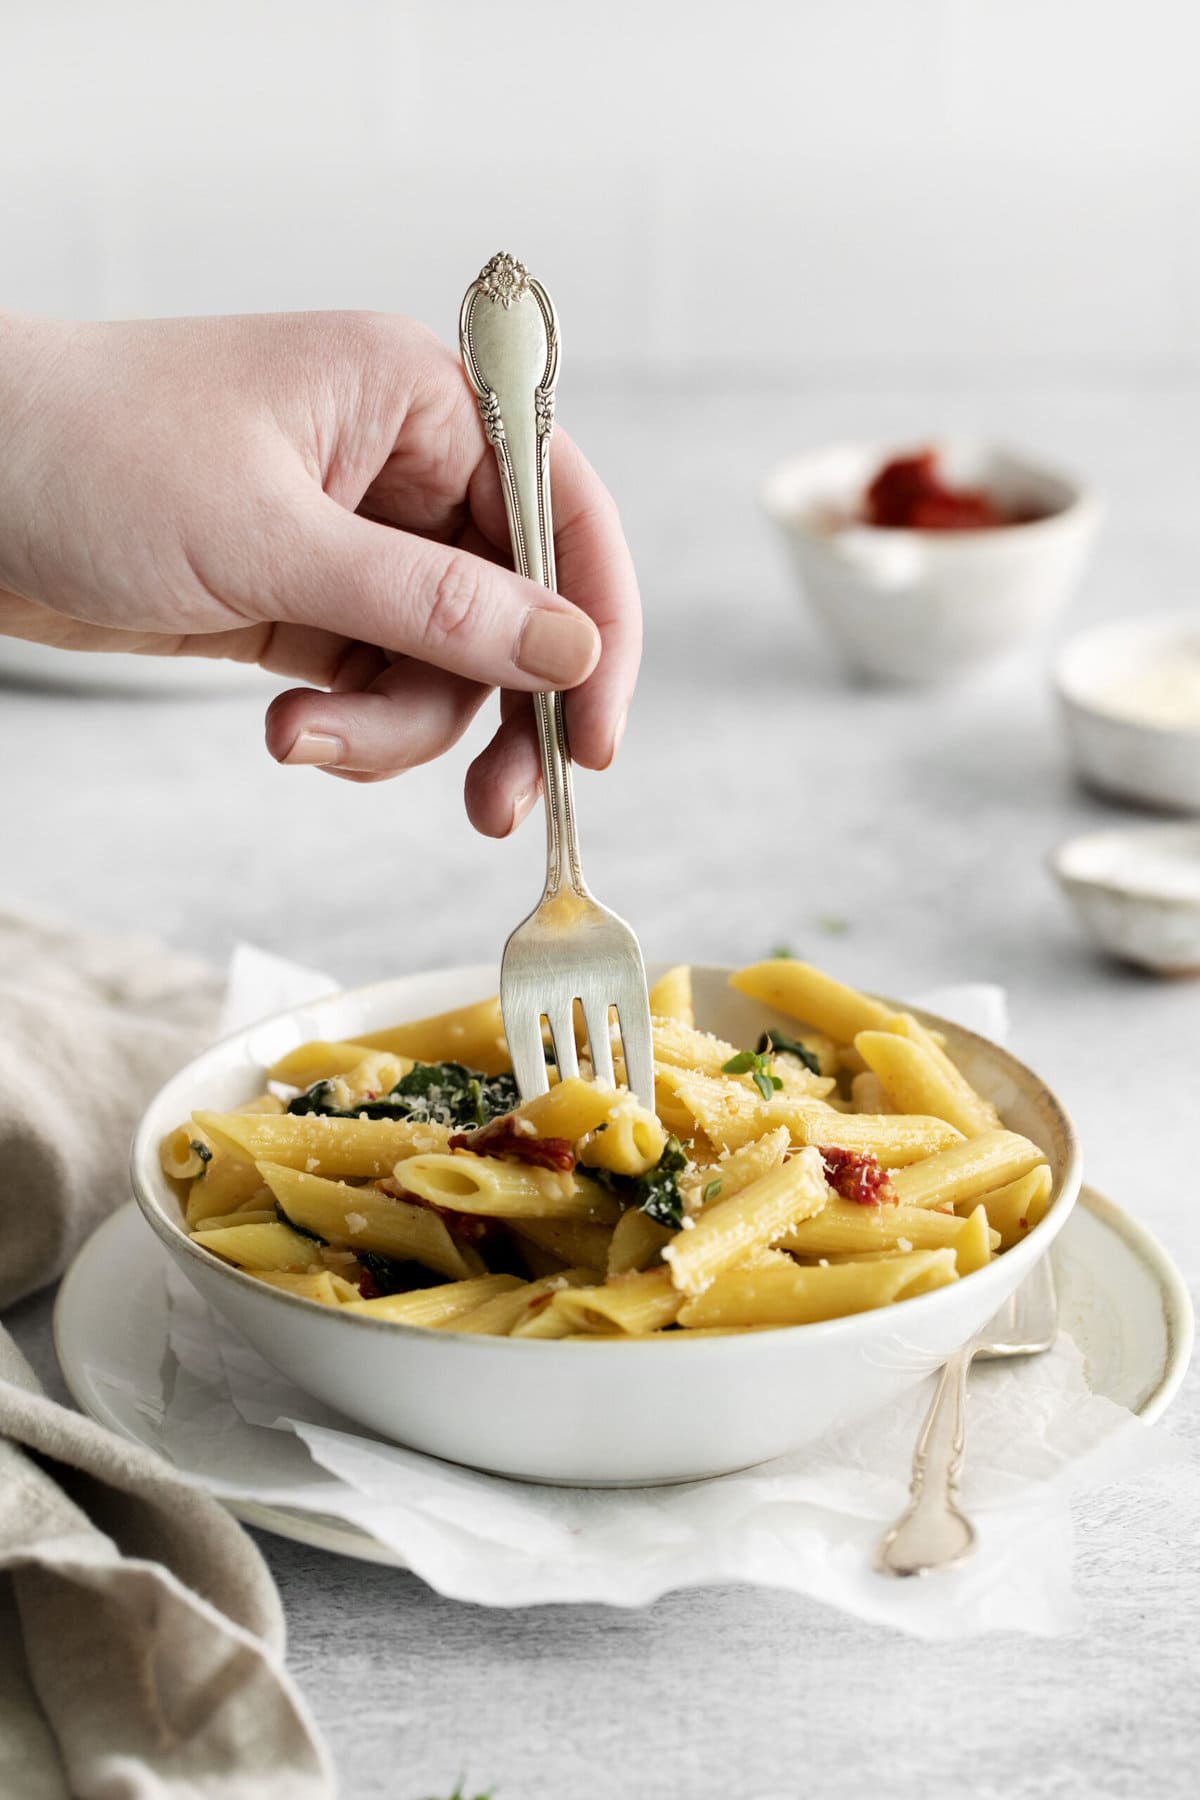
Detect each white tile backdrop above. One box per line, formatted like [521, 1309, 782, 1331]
[2, 0, 1199, 376]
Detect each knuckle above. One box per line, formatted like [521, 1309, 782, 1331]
[422, 557, 481, 651]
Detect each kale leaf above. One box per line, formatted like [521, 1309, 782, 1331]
[287, 1061, 519, 1130]
[755, 1030, 822, 1077]
[589, 1135, 688, 1230]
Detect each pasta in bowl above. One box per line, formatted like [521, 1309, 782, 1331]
[132, 961, 1080, 1484]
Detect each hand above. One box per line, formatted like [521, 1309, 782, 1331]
[0, 311, 640, 835]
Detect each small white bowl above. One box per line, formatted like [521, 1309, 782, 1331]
[1055, 613, 1200, 812]
[763, 440, 1100, 684]
[1051, 823, 1200, 974]
[131, 964, 1081, 1486]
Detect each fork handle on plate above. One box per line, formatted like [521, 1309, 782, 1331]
[459, 253, 580, 897]
[876, 1344, 979, 1577]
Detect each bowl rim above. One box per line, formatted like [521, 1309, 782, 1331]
[1054, 610, 1200, 735]
[761, 437, 1098, 541]
[1049, 823, 1200, 912]
[130, 965, 1082, 1356]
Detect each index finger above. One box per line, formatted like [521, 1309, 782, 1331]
[467, 426, 641, 770]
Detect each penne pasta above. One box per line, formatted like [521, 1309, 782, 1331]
[647, 964, 694, 1026]
[265, 1039, 386, 1087]
[353, 995, 510, 1075]
[972, 1163, 1053, 1250]
[191, 1220, 325, 1273]
[663, 1147, 829, 1297]
[729, 960, 895, 1044]
[607, 1207, 672, 1276]
[855, 1027, 999, 1138]
[452, 1268, 596, 1336]
[890, 1129, 1045, 1211]
[193, 1109, 451, 1179]
[171, 957, 1057, 1334]
[678, 1249, 959, 1328]
[340, 1274, 523, 1326]
[395, 1151, 620, 1221]
[256, 1162, 480, 1279]
[551, 1268, 684, 1336]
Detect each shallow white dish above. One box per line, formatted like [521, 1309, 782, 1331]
[1052, 823, 1200, 973]
[1055, 613, 1200, 812]
[763, 439, 1099, 685]
[129, 963, 1082, 1486]
[55, 1188, 1192, 1567]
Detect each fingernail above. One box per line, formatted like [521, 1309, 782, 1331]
[516, 610, 599, 684]
[283, 731, 345, 767]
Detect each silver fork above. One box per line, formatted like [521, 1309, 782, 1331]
[458, 253, 655, 1108]
[876, 1253, 1059, 1577]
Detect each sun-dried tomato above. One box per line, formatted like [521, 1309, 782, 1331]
[449, 1117, 576, 1171]
[819, 1145, 897, 1206]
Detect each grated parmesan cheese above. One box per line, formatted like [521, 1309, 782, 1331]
[344, 1211, 368, 1234]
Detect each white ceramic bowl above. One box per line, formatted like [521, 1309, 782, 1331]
[1055, 613, 1200, 812]
[131, 963, 1081, 1485]
[763, 440, 1099, 684]
[1051, 823, 1200, 974]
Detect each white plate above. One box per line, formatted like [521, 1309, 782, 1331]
[54, 1192, 1193, 1569]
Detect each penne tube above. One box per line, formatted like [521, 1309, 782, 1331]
[339, 1052, 413, 1102]
[395, 1152, 619, 1222]
[452, 1268, 596, 1336]
[972, 1163, 1053, 1250]
[678, 1248, 959, 1328]
[514, 1077, 665, 1176]
[184, 1153, 268, 1225]
[954, 1204, 993, 1276]
[687, 1126, 792, 1210]
[883, 1012, 1001, 1132]
[160, 1124, 211, 1183]
[850, 1071, 892, 1114]
[341, 1274, 522, 1327]
[190, 1208, 277, 1233]
[190, 1220, 325, 1274]
[855, 1028, 998, 1139]
[194, 1110, 451, 1178]
[256, 1162, 480, 1279]
[250, 1270, 360, 1305]
[507, 1215, 613, 1276]
[890, 1130, 1045, 1211]
[607, 1207, 672, 1276]
[265, 1039, 387, 1087]
[768, 1100, 964, 1166]
[551, 1267, 684, 1336]
[779, 1197, 998, 1260]
[648, 964, 694, 1025]
[353, 995, 510, 1076]
[231, 1092, 287, 1117]
[664, 1147, 829, 1297]
[651, 1017, 744, 1077]
[729, 960, 895, 1045]
[653, 1065, 772, 1151]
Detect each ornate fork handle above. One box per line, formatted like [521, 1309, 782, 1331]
[876, 1344, 978, 1577]
[459, 252, 582, 899]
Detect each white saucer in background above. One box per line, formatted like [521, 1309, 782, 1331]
[53, 1194, 1193, 1571]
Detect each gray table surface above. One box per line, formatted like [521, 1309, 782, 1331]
[4, 380, 1199, 1798]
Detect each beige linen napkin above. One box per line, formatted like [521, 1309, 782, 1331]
[0, 908, 334, 1797]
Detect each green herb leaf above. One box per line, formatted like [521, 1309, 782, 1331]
[588, 1136, 688, 1230]
[816, 913, 850, 936]
[274, 1201, 325, 1243]
[287, 1062, 519, 1130]
[721, 1049, 784, 1099]
[702, 1178, 723, 1204]
[755, 1030, 821, 1077]
[770, 944, 797, 959]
